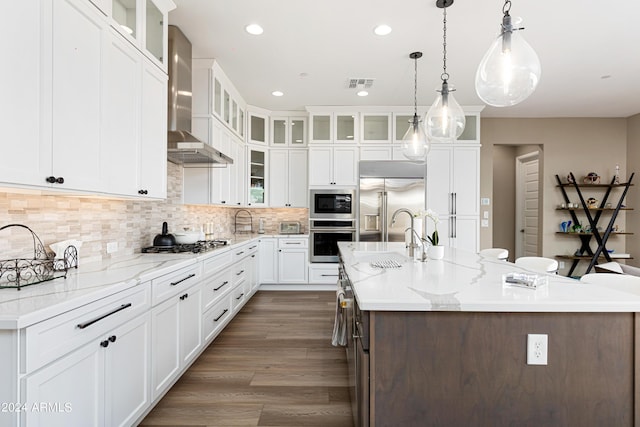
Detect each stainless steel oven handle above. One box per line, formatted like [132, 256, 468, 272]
[310, 228, 356, 232]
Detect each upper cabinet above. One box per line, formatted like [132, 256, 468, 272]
[192, 60, 246, 139]
[94, 0, 175, 71]
[361, 113, 391, 143]
[0, 0, 170, 198]
[309, 112, 358, 144]
[271, 116, 307, 147]
[247, 107, 269, 145]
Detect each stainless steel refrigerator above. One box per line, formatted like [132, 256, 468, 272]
[358, 161, 426, 242]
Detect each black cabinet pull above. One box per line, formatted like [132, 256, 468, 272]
[77, 303, 132, 329]
[108, 335, 117, 343]
[321, 274, 339, 277]
[214, 280, 229, 291]
[236, 251, 245, 256]
[235, 293, 244, 300]
[213, 309, 229, 322]
[138, 189, 148, 195]
[221, 201, 226, 204]
[249, 245, 257, 250]
[100, 340, 109, 348]
[46, 176, 56, 183]
[170, 273, 196, 286]
[251, 254, 255, 258]
[179, 293, 189, 300]
[236, 270, 245, 276]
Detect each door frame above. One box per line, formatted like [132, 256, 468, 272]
[515, 151, 540, 258]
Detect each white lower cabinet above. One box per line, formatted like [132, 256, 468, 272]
[151, 281, 202, 400]
[259, 236, 309, 284]
[308, 263, 339, 284]
[22, 291, 151, 427]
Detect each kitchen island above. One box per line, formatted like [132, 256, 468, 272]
[339, 241, 640, 427]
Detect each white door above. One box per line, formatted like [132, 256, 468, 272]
[179, 286, 203, 366]
[426, 146, 452, 217]
[258, 238, 278, 283]
[288, 150, 308, 207]
[308, 146, 333, 186]
[333, 147, 358, 186]
[516, 152, 540, 258]
[453, 147, 480, 216]
[151, 298, 180, 399]
[278, 249, 309, 283]
[269, 150, 288, 207]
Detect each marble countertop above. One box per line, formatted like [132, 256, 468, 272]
[339, 241, 640, 312]
[0, 237, 260, 330]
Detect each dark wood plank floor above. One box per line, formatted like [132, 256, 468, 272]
[139, 291, 353, 427]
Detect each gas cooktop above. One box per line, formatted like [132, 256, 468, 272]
[141, 240, 228, 254]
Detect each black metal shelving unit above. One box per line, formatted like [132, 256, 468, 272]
[555, 172, 634, 276]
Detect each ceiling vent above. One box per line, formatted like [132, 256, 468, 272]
[347, 78, 375, 89]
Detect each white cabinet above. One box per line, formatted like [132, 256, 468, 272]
[309, 112, 358, 144]
[259, 237, 308, 284]
[361, 113, 391, 143]
[247, 146, 267, 206]
[269, 149, 308, 207]
[308, 263, 339, 284]
[248, 109, 269, 145]
[22, 286, 152, 427]
[360, 146, 392, 161]
[308, 146, 358, 187]
[271, 116, 307, 147]
[258, 238, 278, 284]
[278, 238, 309, 283]
[426, 144, 480, 252]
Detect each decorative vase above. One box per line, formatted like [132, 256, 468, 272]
[428, 245, 444, 260]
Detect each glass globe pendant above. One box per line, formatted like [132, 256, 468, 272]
[475, 1, 541, 107]
[425, 1, 465, 143]
[402, 52, 429, 161]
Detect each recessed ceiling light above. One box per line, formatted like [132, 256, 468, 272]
[245, 24, 264, 35]
[374, 24, 392, 36]
[272, 91, 284, 97]
[357, 90, 369, 97]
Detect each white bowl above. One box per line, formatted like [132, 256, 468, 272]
[174, 232, 200, 244]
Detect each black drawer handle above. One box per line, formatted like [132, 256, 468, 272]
[321, 274, 339, 277]
[213, 309, 229, 322]
[179, 293, 189, 300]
[214, 280, 229, 291]
[109, 335, 117, 343]
[236, 251, 245, 256]
[284, 242, 302, 245]
[236, 293, 244, 300]
[170, 273, 196, 286]
[236, 270, 245, 276]
[100, 340, 109, 348]
[249, 245, 257, 250]
[77, 303, 132, 329]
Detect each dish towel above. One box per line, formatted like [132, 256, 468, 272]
[331, 288, 347, 347]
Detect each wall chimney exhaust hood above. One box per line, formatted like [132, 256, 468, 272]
[167, 26, 233, 166]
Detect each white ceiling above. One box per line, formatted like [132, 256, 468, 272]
[169, 0, 640, 118]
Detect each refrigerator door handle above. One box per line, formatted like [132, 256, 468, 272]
[453, 193, 457, 215]
[382, 191, 388, 242]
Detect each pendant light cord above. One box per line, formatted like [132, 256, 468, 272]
[441, 7, 449, 82]
[414, 55, 418, 116]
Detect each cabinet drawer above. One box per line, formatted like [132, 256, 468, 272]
[23, 283, 150, 373]
[232, 259, 248, 285]
[203, 296, 232, 343]
[232, 242, 253, 262]
[231, 283, 246, 312]
[278, 237, 308, 248]
[309, 264, 339, 284]
[203, 249, 232, 276]
[151, 263, 200, 306]
[201, 268, 233, 311]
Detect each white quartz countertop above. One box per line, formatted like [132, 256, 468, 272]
[0, 237, 259, 330]
[339, 241, 640, 312]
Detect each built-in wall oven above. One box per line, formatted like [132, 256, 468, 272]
[309, 189, 356, 263]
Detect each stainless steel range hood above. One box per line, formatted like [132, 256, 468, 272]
[167, 26, 233, 166]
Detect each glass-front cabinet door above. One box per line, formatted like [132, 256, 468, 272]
[213, 78, 222, 117]
[112, 0, 137, 39]
[335, 113, 357, 143]
[394, 114, 413, 143]
[310, 114, 331, 143]
[249, 112, 268, 145]
[361, 114, 391, 143]
[145, 0, 163, 63]
[248, 148, 267, 206]
[290, 118, 306, 146]
[272, 118, 287, 146]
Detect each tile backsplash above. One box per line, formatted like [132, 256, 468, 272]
[0, 163, 308, 264]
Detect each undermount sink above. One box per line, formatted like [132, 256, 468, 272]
[352, 250, 409, 264]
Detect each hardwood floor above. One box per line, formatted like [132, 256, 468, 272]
[139, 291, 353, 427]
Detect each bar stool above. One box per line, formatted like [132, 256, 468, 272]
[515, 257, 559, 274]
[479, 248, 509, 261]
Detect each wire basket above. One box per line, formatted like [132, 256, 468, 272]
[0, 224, 74, 290]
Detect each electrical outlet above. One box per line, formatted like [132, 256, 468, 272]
[483, 211, 489, 219]
[106, 242, 118, 254]
[481, 219, 489, 228]
[527, 334, 548, 365]
[559, 261, 565, 269]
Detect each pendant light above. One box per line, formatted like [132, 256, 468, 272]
[425, 0, 465, 143]
[401, 51, 429, 161]
[475, 0, 541, 107]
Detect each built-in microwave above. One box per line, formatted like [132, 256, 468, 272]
[309, 189, 356, 219]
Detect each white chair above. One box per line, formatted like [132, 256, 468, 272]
[479, 248, 509, 261]
[515, 256, 559, 274]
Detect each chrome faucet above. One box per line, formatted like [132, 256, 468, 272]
[390, 208, 419, 258]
